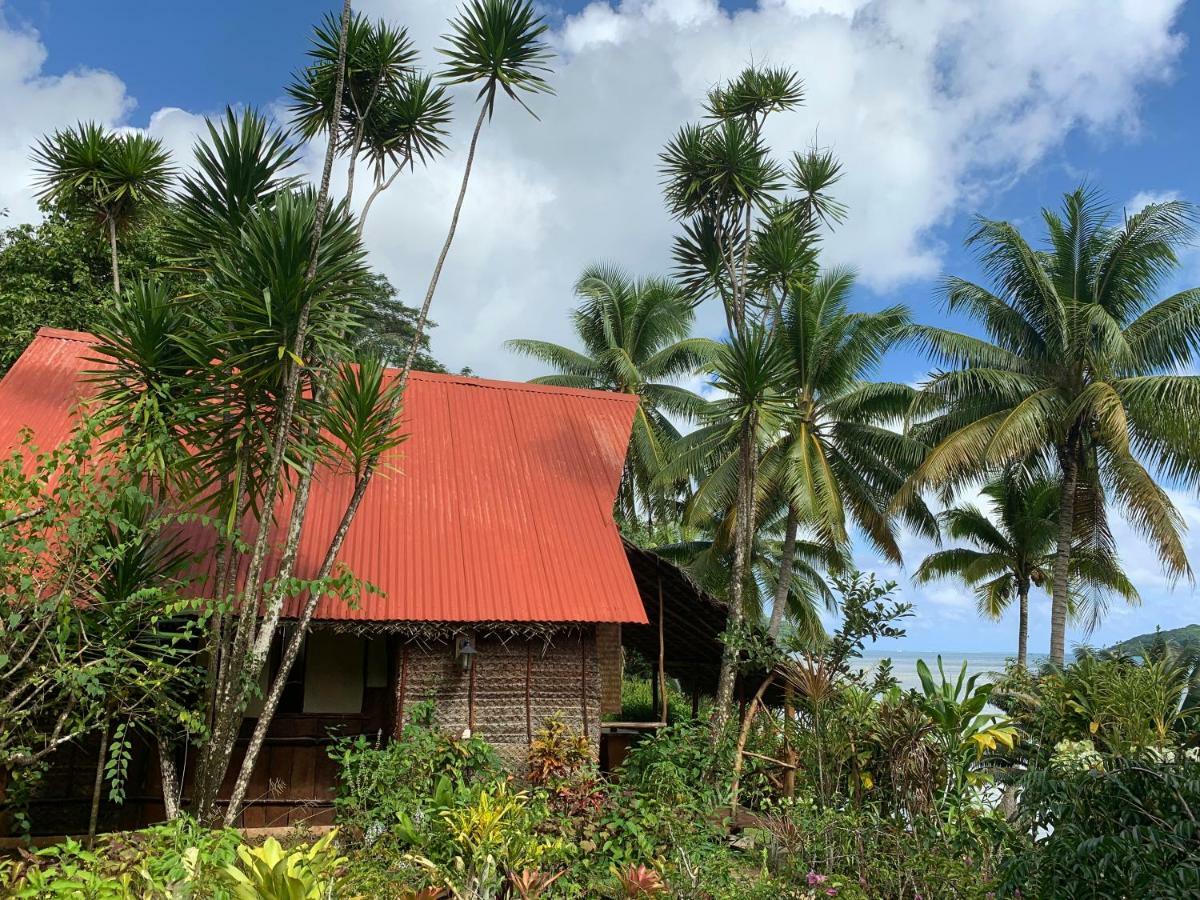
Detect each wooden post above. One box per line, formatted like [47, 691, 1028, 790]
[467, 646, 477, 734]
[394, 645, 409, 738]
[691, 686, 700, 719]
[525, 644, 533, 744]
[782, 684, 797, 799]
[730, 673, 776, 822]
[657, 574, 667, 724]
[580, 633, 590, 737]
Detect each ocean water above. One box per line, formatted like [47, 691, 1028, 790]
[853, 650, 1018, 692]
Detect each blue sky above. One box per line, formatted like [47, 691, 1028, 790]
[2, 0, 1199, 655]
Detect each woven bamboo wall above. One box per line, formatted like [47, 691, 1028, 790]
[394, 629, 600, 768]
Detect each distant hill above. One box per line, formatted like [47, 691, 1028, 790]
[1110, 624, 1200, 656]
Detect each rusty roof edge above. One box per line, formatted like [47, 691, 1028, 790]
[37, 327, 641, 407]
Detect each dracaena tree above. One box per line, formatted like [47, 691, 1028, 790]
[416, 0, 554, 373]
[31, 123, 174, 294]
[507, 264, 718, 527]
[902, 188, 1200, 665]
[287, 11, 453, 234]
[658, 65, 847, 731]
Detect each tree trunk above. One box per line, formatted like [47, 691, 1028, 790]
[768, 505, 799, 638]
[87, 719, 110, 848]
[405, 102, 488, 376]
[1016, 579, 1030, 669]
[157, 734, 181, 821]
[712, 416, 757, 739]
[107, 217, 121, 295]
[1049, 448, 1078, 667]
[193, 0, 353, 823]
[358, 166, 401, 237]
[223, 465, 374, 824]
[729, 673, 774, 818]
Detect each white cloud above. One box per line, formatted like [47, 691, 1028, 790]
[0, 15, 131, 223]
[346, 0, 1185, 379]
[1126, 189, 1182, 214]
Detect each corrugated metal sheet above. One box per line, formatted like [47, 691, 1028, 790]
[0, 328, 648, 625]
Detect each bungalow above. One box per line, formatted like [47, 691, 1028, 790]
[0, 328, 734, 833]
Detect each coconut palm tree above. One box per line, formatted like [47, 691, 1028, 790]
[507, 264, 718, 526]
[31, 123, 174, 294]
[914, 467, 1138, 668]
[656, 504, 840, 645]
[413, 0, 553, 373]
[902, 188, 1200, 665]
[666, 269, 935, 637]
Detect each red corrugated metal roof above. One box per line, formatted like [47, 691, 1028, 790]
[0, 328, 648, 625]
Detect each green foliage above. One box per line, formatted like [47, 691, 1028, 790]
[220, 831, 348, 900]
[330, 701, 501, 843]
[1000, 754, 1200, 898]
[0, 425, 205, 827]
[2, 815, 242, 898]
[0, 209, 191, 371]
[439, 0, 555, 119]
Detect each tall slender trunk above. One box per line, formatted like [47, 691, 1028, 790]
[107, 218, 121, 295]
[223, 458, 373, 823]
[157, 734, 181, 821]
[713, 415, 757, 738]
[193, 0, 353, 823]
[768, 505, 799, 639]
[1049, 447, 1078, 667]
[408, 102, 488, 375]
[358, 166, 401, 237]
[1016, 578, 1030, 669]
[87, 719, 110, 847]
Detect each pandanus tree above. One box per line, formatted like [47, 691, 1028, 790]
[507, 264, 718, 526]
[659, 64, 847, 732]
[288, 11, 453, 233]
[31, 123, 174, 294]
[914, 467, 1138, 668]
[901, 188, 1200, 665]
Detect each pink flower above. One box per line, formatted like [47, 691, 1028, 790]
[807, 871, 828, 885]
[826, 890, 839, 897]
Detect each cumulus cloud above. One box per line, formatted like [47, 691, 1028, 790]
[0, 15, 131, 222]
[341, 0, 1186, 379]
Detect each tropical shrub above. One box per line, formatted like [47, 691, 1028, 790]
[1000, 753, 1200, 898]
[330, 700, 501, 843]
[219, 831, 348, 900]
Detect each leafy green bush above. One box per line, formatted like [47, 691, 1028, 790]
[1, 815, 242, 898]
[1000, 753, 1200, 898]
[330, 700, 501, 843]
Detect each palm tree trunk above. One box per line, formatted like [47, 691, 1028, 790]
[713, 416, 757, 738]
[1049, 449, 1078, 666]
[1017, 578, 1030, 669]
[406, 102, 488, 376]
[107, 217, 120, 295]
[768, 505, 799, 638]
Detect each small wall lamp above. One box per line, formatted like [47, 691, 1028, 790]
[455, 634, 477, 672]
